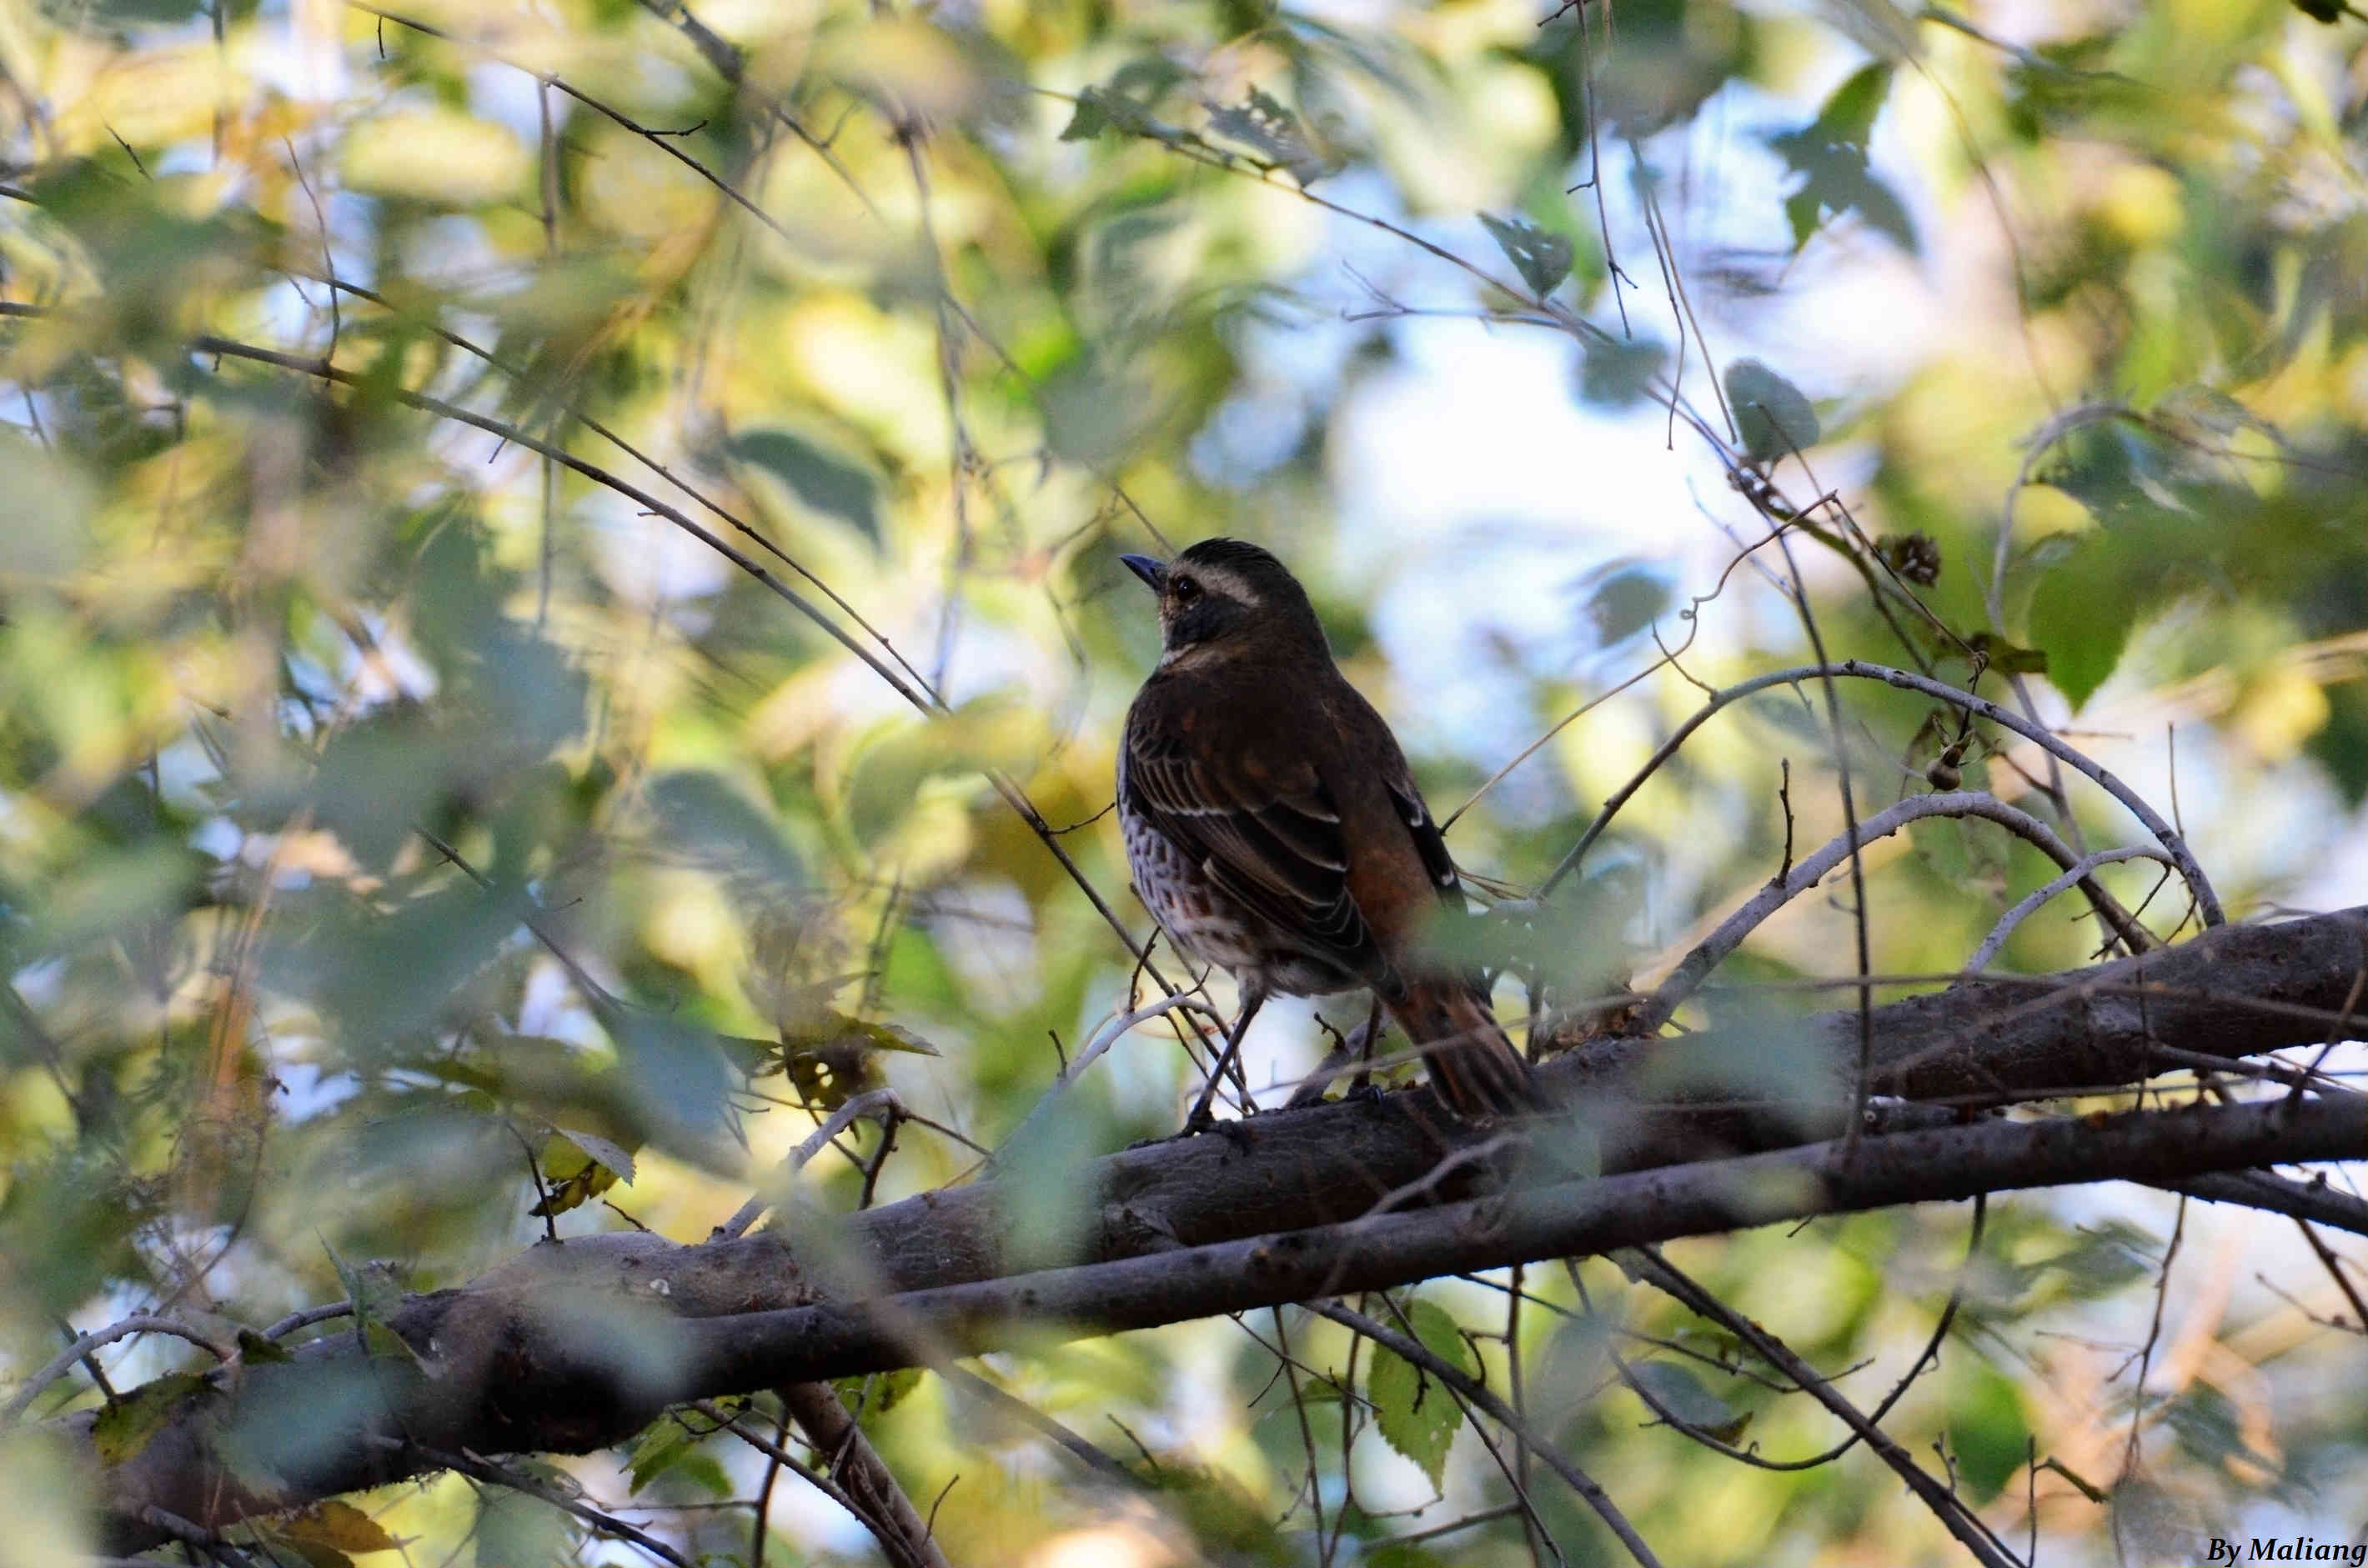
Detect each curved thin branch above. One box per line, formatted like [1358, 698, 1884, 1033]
[1538, 660, 2222, 928]
[1598, 1193, 1987, 1474]
[262, 1302, 354, 1341]
[389, 1438, 698, 1568]
[1641, 791, 2148, 1032]
[3, 1316, 232, 1426]
[778, 1384, 954, 1568]
[1969, 848, 2173, 974]
[1624, 1248, 2024, 1568]
[1313, 1303, 1662, 1568]
[183, 332, 1215, 1023]
[994, 989, 1227, 1160]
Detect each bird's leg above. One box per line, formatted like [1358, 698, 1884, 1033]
[1347, 994, 1384, 1099]
[1286, 1011, 1353, 1109]
[1285, 995, 1387, 1108]
[1183, 986, 1267, 1133]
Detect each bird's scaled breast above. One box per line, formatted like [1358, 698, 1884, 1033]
[1122, 806, 1258, 968]
[1121, 803, 1361, 997]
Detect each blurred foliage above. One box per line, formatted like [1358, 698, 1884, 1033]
[0, 0, 2365, 1564]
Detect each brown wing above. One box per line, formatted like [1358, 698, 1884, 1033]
[1328, 684, 1464, 908]
[1121, 675, 1387, 985]
[1328, 684, 1537, 1115]
[1382, 764, 1461, 905]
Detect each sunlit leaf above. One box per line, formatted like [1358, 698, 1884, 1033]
[2025, 530, 2137, 707]
[1368, 1300, 1474, 1490]
[340, 112, 529, 205]
[529, 1128, 638, 1218]
[474, 1483, 572, 1568]
[625, 1415, 707, 1495]
[0, 432, 93, 576]
[271, 1500, 400, 1556]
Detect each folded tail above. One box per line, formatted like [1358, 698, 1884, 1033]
[1385, 978, 1537, 1119]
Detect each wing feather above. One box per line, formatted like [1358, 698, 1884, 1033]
[1121, 697, 1383, 979]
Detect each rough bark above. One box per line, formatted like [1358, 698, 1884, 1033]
[56, 905, 2368, 1550]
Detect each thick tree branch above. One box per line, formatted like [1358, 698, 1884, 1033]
[59, 908, 2368, 1548]
[683, 1095, 2368, 1390]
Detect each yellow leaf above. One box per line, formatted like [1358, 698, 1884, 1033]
[339, 111, 527, 205]
[275, 1500, 399, 1555]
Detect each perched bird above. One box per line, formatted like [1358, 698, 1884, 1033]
[1116, 538, 1536, 1121]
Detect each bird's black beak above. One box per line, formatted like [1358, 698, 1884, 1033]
[1120, 554, 1166, 592]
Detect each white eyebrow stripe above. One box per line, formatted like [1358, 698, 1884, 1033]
[1184, 564, 1262, 607]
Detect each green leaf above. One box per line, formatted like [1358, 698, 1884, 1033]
[2024, 531, 2135, 709]
[1058, 93, 1109, 141]
[1947, 1360, 2029, 1503]
[80, 0, 210, 21]
[834, 1366, 924, 1420]
[1479, 213, 1573, 297]
[647, 770, 804, 901]
[326, 1249, 419, 1365]
[1628, 1359, 1749, 1443]
[1206, 86, 1335, 184]
[1815, 61, 1893, 144]
[614, 1010, 738, 1149]
[725, 428, 881, 540]
[1368, 1300, 1474, 1489]
[2163, 1383, 2283, 1479]
[1579, 335, 1664, 405]
[1726, 359, 1820, 462]
[626, 1415, 703, 1495]
[235, 1328, 293, 1365]
[475, 1482, 573, 1568]
[93, 1373, 212, 1464]
[1766, 64, 1917, 253]
[1108, 57, 1187, 101]
[1575, 561, 1671, 649]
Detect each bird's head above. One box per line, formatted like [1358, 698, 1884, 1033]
[1120, 538, 1329, 667]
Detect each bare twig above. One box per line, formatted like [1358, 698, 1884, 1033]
[1537, 660, 2221, 928]
[1641, 790, 2150, 1032]
[1624, 1249, 2024, 1568]
[3, 1316, 233, 1425]
[1316, 1303, 1660, 1568]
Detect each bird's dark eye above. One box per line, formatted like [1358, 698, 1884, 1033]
[1171, 575, 1202, 604]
